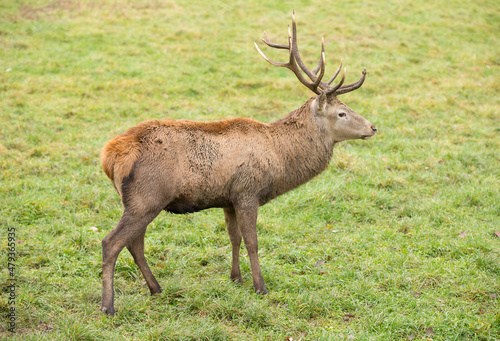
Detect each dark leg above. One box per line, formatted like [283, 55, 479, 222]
[101, 209, 160, 316]
[234, 199, 268, 294]
[127, 230, 162, 295]
[224, 206, 242, 282]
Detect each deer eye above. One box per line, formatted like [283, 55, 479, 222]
[338, 112, 346, 118]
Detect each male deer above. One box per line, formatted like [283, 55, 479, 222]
[100, 12, 376, 315]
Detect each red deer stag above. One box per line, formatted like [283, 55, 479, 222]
[100, 12, 377, 315]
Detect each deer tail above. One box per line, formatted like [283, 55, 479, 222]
[100, 132, 142, 197]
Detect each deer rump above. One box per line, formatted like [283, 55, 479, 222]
[101, 117, 292, 215]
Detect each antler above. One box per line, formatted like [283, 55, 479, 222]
[254, 11, 367, 96]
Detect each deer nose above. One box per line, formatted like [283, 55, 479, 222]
[371, 126, 377, 133]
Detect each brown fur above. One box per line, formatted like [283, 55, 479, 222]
[101, 123, 146, 195]
[99, 11, 378, 317]
[101, 118, 268, 190]
[99, 93, 376, 316]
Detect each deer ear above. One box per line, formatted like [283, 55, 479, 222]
[316, 91, 328, 114]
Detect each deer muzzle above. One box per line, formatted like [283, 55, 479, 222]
[361, 124, 377, 139]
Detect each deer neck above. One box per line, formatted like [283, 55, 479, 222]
[269, 98, 335, 193]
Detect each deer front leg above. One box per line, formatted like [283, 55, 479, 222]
[224, 206, 243, 282]
[234, 200, 268, 294]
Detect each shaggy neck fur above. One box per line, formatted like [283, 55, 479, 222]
[268, 97, 335, 196]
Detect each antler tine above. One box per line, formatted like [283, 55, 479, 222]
[312, 37, 326, 76]
[290, 10, 322, 83]
[312, 39, 326, 89]
[325, 67, 346, 95]
[326, 60, 343, 85]
[261, 31, 289, 50]
[333, 68, 368, 95]
[312, 38, 327, 76]
[254, 42, 289, 68]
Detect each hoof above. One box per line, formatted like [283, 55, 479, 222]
[256, 289, 269, 295]
[150, 286, 162, 295]
[101, 307, 115, 316]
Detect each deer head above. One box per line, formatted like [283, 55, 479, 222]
[255, 11, 377, 142]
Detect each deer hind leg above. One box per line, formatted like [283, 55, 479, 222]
[234, 199, 268, 294]
[101, 209, 160, 316]
[127, 230, 162, 295]
[224, 206, 242, 282]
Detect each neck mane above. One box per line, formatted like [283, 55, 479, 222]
[267, 97, 335, 197]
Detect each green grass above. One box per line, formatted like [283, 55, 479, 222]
[1, 0, 499, 339]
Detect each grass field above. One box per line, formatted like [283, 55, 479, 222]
[0, 0, 499, 339]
